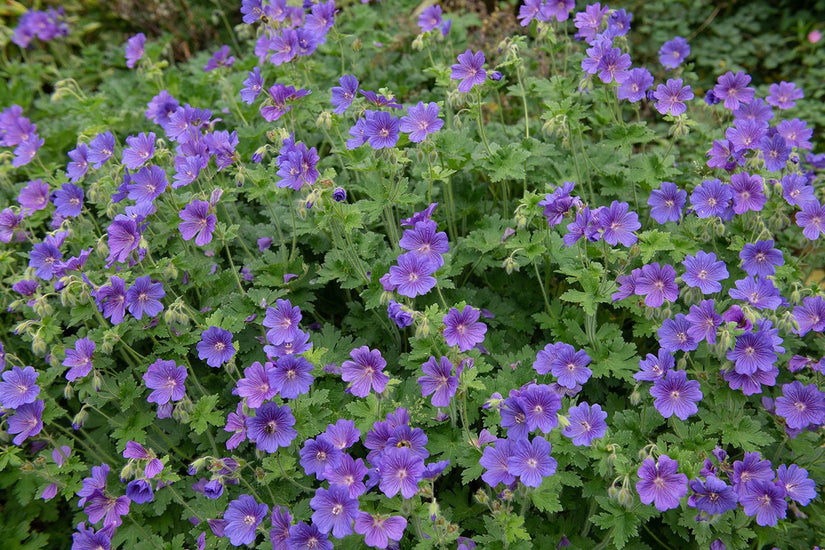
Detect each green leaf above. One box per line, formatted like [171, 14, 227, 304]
[190, 395, 224, 435]
[637, 230, 676, 263]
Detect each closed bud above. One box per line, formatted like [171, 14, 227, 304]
[120, 463, 134, 481]
[255, 467, 266, 482]
[514, 211, 527, 230]
[316, 111, 332, 129]
[92, 371, 103, 392]
[163, 262, 178, 281]
[419, 484, 434, 498]
[412, 34, 425, 51]
[617, 486, 634, 508]
[502, 256, 519, 274]
[72, 408, 88, 430]
[352, 38, 362, 52]
[474, 489, 489, 505]
[607, 485, 619, 501]
[500, 489, 514, 502]
[415, 316, 430, 338]
[557, 413, 570, 429]
[63, 382, 74, 400]
[446, 523, 458, 535]
[96, 236, 109, 258]
[210, 188, 224, 206]
[428, 500, 440, 519]
[32, 335, 47, 356]
[163, 308, 177, 325]
[629, 387, 641, 405]
[676, 356, 687, 371]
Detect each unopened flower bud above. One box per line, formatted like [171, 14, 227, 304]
[502, 256, 519, 274]
[72, 408, 89, 430]
[316, 111, 332, 129]
[415, 316, 430, 338]
[412, 34, 425, 51]
[63, 382, 74, 400]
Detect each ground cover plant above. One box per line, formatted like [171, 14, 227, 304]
[1, 1, 825, 548]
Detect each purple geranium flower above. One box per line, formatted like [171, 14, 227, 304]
[53, 183, 84, 218]
[659, 36, 690, 69]
[125, 33, 146, 68]
[480, 438, 516, 487]
[562, 402, 607, 446]
[18, 179, 49, 215]
[594, 201, 640, 246]
[781, 173, 815, 207]
[88, 131, 115, 168]
[634, 263, 678, 308]
[775, 381, 825, 429]
[636, 455, 687, 511]
[796, 201, 825, 240]
[263, 299, 303, 345]
[341, 346, 389, 397]
[685, 300, 722, 344]
[658, 314, 698, 352]
[310, 485, 358, 538]
[105, 216, 141, 265]
[728, 277, 783, 310]
[776, 464, 816, 506]
[418, 356, 458, 407]
[354, 512, 406, 549]
[547, 343, 592, 388]
[204, 45, 235, 72]
[687, 475, 737, 515]
[759, 134, 791, 172]
[178, 200, 216, 246]
[300, 436, 343, 481]
[287, 522, 332, 550]
[240, 67, 264, 104]
[778, 118, 812, 150]
[388, 253, 438, 298]
[650, 369, 702, 420]
[379, 446, 424, 499]
[127, 165, 167, 204]
[730, 172, 766, 214]
[726, 330, 777, 375]
[224, 495, 267, 546]
[126, 479, 154, 504]
[507, 436, 557, 488]
[197, 326, 236, 368]
[767, 81, 803, 110]
[143, 359, 186, 405]
[690, 179, 733, 220]
[247, 402, 297, 452]
[648, 181, 686, 224]
[653, 79, 693, 116]
[451, 49, 486, 93]
[7, 400, 44, 445]
[740, 240, 783, 277]
[682, 251, 728, 294]
[520, 384, 562, 433]
[63, 337, 96, 381]
[793, 296, 825, 336]
[96, 276, 128, 324]
[235, 361, 278, 409]
[714, 71, 755, 110]
[399, 101, 443, 143]
[740, 481, 787, 526]
[728, 120, 769, 153]
[364, 111, 400, 150]
[398, 220, 449, 266]
[634, 349, 674, 382]
[616, 67, 653, 103]
[126, 276, 165, 319]
[271, 355, 314, 399]
[29, 241, 63, 281]
[331, 74, 358, 114]
[121, 132, 155, 170]
[0, 366, 39, 409]
[442, 305, 487, 351]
